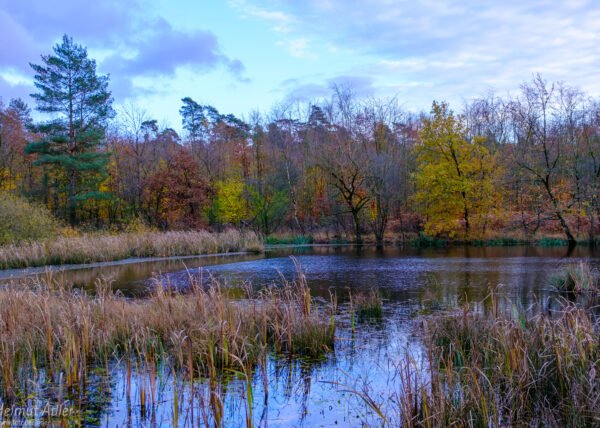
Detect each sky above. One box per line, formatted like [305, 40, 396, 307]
[1, 0, 600, 130]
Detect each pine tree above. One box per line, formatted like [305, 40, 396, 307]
[26, 35, 114, 225]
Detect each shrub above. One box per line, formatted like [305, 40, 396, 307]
[0, 193, 61, 245]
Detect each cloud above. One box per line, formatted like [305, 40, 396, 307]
[282, 75, 375, 101]
[276, 38, 316, 59]
[0, 11, 42, 71]
[0, 0, 141, 43]
[241, 0, 600, 106]
[228, 0, 296, 33]
[0, 0, 246, 101]
[103, 18, 243, 78]
[0, 75, 33, 105]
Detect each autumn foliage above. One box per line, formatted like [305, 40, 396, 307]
[1, 36, 600, 246]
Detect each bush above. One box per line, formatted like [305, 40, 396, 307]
[0, 193, 61, 245]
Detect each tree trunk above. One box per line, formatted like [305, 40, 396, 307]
[68, 170, 77, 225]
[374, 213, 387, 248]
[285, 162, 304, 234]
[460, 190, 470, 241]
[589, 208, 595, 246]
[543, 179, 576, 247]
[352, 209, 362, 245]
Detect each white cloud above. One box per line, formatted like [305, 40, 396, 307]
[241, 0, 600, 106]
[276, 38, 316, 59]
[228, 0, 296, 33]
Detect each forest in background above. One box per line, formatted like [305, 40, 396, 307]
[1, 35, 600, 247]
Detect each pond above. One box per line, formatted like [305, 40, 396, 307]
[1, 245, 598, 426]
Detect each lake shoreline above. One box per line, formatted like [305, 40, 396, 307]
[0, 230, 262, 270]
[267, 232, 600, 248]
[0, 259, 597, 426]
[0, 250, 256, 280]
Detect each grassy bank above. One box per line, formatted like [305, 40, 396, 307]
[0, 229, 262, 269]
[410, 233, 600, 248]
[265, 234, 314, 245]
[362, 295, 600, 426]
[0, 268, 335, 405]
[265, 231, 600, 248]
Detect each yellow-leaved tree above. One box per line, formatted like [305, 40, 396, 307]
[214, 177, 248, 225]
[415, 102, 502, 240]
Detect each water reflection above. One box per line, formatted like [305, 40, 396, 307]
[0, 245, 598, 426]
[0, 252, 263, 296]
[160, 246, 599, 309]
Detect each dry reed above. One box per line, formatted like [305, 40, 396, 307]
[0, 266, 334, 405]
[0, 229, 263, 269]
[358, 293, 600, 427]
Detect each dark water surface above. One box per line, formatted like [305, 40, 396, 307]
[2, 245, 598, 426]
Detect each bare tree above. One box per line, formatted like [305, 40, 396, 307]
[509, 75, 577, 246]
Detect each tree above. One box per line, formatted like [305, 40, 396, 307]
[268, 116, 304, 233]
[357, 98, 409, 247]
[248, 183, 289, 235]
[509, 76, 577, 247]
[415, 102, 501, 240]
[180, 97, 204, 144]
[0, 99, 34, 192]
[213, 177, 247, 226]
[143, 149, 208, 229]
[112, 103, 152, 217]
[580, 101, 600, 243]
[313, 88, 371, 244]
[25, 35, 114, 225]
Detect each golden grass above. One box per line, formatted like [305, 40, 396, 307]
[351, 288, 383, 320]
[357, 293, 600, 427]
[0, 229, 263, 269]
[0, 265, 335, 403]
[552, 261, 600, 294]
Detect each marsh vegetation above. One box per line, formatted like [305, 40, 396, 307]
[0, 229, 262, 269]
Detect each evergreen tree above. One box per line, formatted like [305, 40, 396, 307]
[26, 35, 114, 225]
[180, 97, 204, 144]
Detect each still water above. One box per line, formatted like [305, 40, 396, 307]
[2, 245, 598, 426]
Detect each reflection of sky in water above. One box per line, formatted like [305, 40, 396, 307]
[103, 304, 423, 427]
[161, 249, 599, 310]
[3, 246, 598, 426]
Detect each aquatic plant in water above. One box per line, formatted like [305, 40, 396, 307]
[551, 262, 600, 294]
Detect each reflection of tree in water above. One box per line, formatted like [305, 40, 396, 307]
[5, 247, 598, 425]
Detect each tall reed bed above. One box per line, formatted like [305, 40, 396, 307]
[362, 295, 599, 427]
[551, 261, 600, 294]
[0, 268, 334, 407]
[0, 229, 262, 269]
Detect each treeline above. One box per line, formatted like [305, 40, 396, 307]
[1, 35, 599, 246]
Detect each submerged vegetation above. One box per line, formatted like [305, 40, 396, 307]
[0, 229, 262, 269]
[0, 258, 598, 426]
